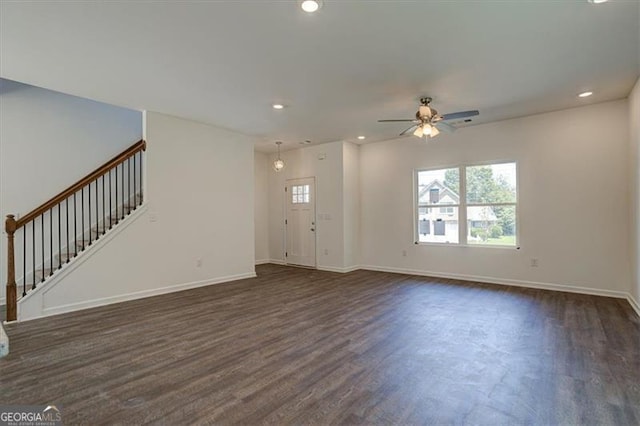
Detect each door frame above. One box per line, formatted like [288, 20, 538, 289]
[284, 176, 317, 269]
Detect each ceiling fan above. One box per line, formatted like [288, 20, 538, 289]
[378, 97, 479, 139]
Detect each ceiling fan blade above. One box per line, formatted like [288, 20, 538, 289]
[399, 124, 419, 136]
[435, 121, 456, 133]
[440, 110, 479, 121]
[378, 119, 416, 122]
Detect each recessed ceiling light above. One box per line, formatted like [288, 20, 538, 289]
[300, 0, 321, 13]
[588, 0, 608, 4]
[272, 104, 284, 110]
[357, 136, 366, 140]
[578, 91, 593, 98]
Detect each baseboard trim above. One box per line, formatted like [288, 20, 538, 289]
[19, 272, 256, 322]
[255, 259, 271, 265]
[627, 293, 640, 318]
[359, 264, 630, 300]
[317, 265, 361, 273]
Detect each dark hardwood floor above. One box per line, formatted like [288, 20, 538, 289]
[1, 264, 639, 425]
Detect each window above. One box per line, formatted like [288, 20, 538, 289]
[416, 168, 460, 243]
[416, 162, 517, 246]
[291, 184, 310, 204]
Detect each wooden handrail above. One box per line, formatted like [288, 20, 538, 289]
[5, 138, 146, 322]
[15, 140, 146, 229]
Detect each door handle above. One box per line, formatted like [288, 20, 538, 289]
[310, 228, 315, 232]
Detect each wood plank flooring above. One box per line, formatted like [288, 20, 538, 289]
[1, 264, 639, 425]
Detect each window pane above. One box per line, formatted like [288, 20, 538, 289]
[466, 162, 516, 204]
[418, 207, 459, 243]
[467, 205, 516, 246]
[417, 168, 460, 206]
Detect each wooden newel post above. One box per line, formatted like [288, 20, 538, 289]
[5, 215, 17, 322]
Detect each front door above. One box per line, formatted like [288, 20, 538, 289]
[285, 177, 316, 267]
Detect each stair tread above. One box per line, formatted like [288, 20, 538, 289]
[14, 196, 144, 298]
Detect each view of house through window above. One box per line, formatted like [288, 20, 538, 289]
[416, 162, 517, 246]
[417, 168, 460, 243]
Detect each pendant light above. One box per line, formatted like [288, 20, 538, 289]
[273, 141, 285, 172]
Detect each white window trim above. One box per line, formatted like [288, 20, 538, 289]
[414, 161, 519, 249]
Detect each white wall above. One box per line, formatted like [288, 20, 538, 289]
[343, 142, 360, 270]
[19, 111, 256, 320]
[0, 79, 142, 303]
[268, 141, 345, 270]
[360, 100, 631, 295]
[630, 77, 640, 308]
[0, 79, 142, 216]
[254, 151, 269, 263]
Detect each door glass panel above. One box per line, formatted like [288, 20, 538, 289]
[292, 185, 310, 204]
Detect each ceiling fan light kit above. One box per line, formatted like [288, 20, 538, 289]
[378, 96, 479, 140]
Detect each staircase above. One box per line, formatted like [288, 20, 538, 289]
[3, 140, 146, 322]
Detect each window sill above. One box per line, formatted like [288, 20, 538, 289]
[415, 242, 520, 250]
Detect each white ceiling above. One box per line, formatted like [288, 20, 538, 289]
[1, 1, 639, 152]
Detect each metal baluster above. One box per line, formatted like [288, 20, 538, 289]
[23, 228, 26, 296]
[50, 208, 53, 276]
[66, 198, 70, 262]
[81, 187, 85, 250]
[121, 163, 125, 219]
[109, 169, 113, 229]
[74, 192, 78, 256]
[88, 181, 92, 245]
[41, 214, 44, 282]
[32, 220, 35, 289]
[128, 157, 131, 213]
[115, 164, 119, 223]
[58, 203, 61, 269]
[133, 153, 137, 209]
[95, 180, 99, 240]
[140, 151, 144, 203]
[102, 175, 106, 234]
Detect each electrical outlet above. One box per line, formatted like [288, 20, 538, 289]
[324, 249, 329, 255]
[530, 258, 539, 267]
[196, 258, 203, 268]
[402, 250, 407, 257]
[149, 213, 158, 223]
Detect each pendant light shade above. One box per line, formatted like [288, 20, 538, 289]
[273, 141, 285, 172]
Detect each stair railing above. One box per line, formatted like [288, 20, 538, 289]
[4, 140, 146, 322]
